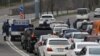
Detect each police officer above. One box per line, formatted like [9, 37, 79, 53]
[66, 19, 70, 28]
[43, 20, 49, 27]
[2, 19, 10, 41]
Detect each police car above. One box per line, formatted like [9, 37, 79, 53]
[9, 19, 32, 41]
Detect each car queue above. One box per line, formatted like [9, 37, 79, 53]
[3, 8, 100, 56]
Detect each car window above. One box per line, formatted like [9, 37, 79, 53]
[64, 29, 79, 33]
[65, 34, 71, 39]
[74, 34, 88, 39]
[89, 48, 100, 55]
[42, 16, 53, 18]
[49, 40, 69, 45]
[77, 44, 99, 49]
[77, 9, 88, 14]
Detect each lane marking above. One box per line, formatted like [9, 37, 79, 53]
[6, 37, 30, 56]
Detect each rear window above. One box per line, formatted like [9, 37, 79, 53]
[77, 9, 88, 14]
[77, 44, 99, 49]
[49, 40, 69, 45]
[42, 16, 53, 18]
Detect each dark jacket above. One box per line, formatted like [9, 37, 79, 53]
[2, 22, 10, 35]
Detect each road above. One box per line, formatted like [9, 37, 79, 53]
[0, 12, 99, 56]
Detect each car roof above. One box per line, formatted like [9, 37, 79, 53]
[77, 8, 89, 10]
[75, 42, 99, 44]
[86, 46, 100, 48]
[48, 38, 68, 40]
[54, 24, 68, 27]
[71, 32, 88, 34]
[41, 34, 59, 39]
[41, 14, 53, 16]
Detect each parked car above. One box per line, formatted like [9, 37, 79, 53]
[21, 28, 37, 53]
[34, 34, 59, 55]
[38, 38, 71, 56]
[39, 14, 55, 25]
[94, 8, 100, 17]
[70, 42, 99, 54]
[63, 32, 88, 43]
[77, 46, 100, 56]
[76, 8, 90, 20]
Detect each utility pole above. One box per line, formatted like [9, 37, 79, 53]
[35, 0, 40, 19]
[8, 0, 11, 16]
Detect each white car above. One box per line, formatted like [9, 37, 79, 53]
[60, 28, 80, 36]
[38, 38, 71, 56]
[70, 42, 99, 53]
[53, 24, 68, 34]
[94, 8, 100, 17]
[76, 8, 89, 19]
[34, 34, 59, 54]
[39, 14, 55, 24]
[50, 21, 65, 28]
[63, 32, 88, 42]
[77, 46, 100, 56]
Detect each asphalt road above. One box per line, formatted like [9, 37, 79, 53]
[0, 12, 100, 56]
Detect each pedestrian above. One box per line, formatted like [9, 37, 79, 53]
[66, 18, 70, 28]
[2, 19, 10, 41]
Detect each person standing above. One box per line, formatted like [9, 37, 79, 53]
[2, 19, 10, 41]
[66, 19, 70, 28]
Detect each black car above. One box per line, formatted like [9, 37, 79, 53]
[21, 28, 37, 53]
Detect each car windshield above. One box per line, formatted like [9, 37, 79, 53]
[77, 9, 88, 14]
[89, 48, 100, 55]
[55, 24, 68, 27]
[13, 20, 29, 25]
[77, 44, 99, 49]
[54, 28, 62, 32]
[42, 16, 52, 18]
[64, 29, 79, 33]
[74, 34, 88, 39]
[49, 40, 69, 45]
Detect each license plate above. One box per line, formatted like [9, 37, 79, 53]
[57, 48, 64, 52]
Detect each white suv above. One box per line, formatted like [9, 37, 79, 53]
[94, 8, 100, 17]
[76, 8, 89, 19]
[39, 14, 55, 25]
